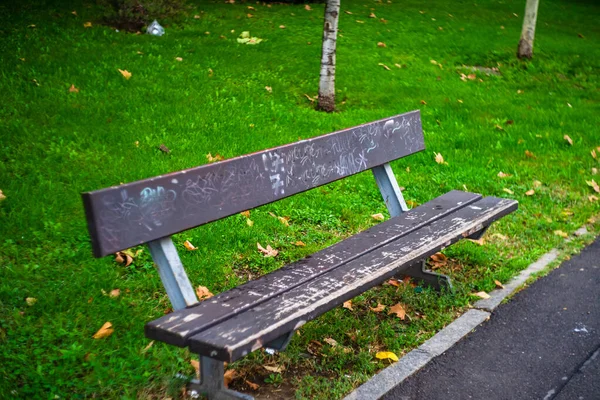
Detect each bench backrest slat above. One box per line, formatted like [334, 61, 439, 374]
[82, 110, 424, 257]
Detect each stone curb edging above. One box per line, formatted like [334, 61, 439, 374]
[343, 248, 561, 400]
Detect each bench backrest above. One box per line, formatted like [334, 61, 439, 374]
[82, 110, 424, 257]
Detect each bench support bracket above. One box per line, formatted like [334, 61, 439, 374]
[372, 163, 409, 218]
[398, 260, 453, 291]
[188, 357, 254, 400]
[265, 331, 295, 353]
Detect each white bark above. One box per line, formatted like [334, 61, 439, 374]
[317, 0, 340, 112]
[517, 0, 540, 59]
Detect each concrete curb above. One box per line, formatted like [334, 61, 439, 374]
[343, 248, 561, 400]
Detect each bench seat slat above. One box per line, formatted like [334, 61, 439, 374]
[83, 111, 424, 257]
[145, 190, 482, 347]
[186, 196, 518, 362]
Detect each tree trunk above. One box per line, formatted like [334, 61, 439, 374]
[517, 0, 540, 59]
[317, 0, 340, 113]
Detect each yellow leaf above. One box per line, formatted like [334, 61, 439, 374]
[525, 189, 535, 196]
[554, 230, 568, 238]
[502, 188, 514, 195]
[224, 369, 237, 388]
[345, 10, 353, 14]
[25, 297, 37, 306]
[434, 152, 444, 164]
[279, 25, 285, 29]
[564, 135, 573, 145]
[184, 240, 197, 251]
[525, 150, 536, 158]
[494, 280, 504, 289]
[376, 351, 399, 362]
[92, 322, 114, 339]
[377, 42, 386, 47]
[294, 241, 306, 247]
[304, 93, 315, 102]
[388, 303, 406, 319]
[589, 195, 599, 202]
[278, 216, 290, 226]
[118, 69, 132, 80]
[592, 149, 598, 159]
[257, 242, 278, 257]
[592, 168, 598, 175]
[206, 153, 224, 162]
[586, 179, 600, 193]
[497, 171, 511, 178]
[83, 21, 92, 28]
[265, 86, 273, 92]
[240, 210, 251, 218]
[69, 84, 79, 93]
[371, 213, 385, 221]
[370, 303, 386, 313]
[246, 218, 254, 227]
[245, 379, 260, 390]
[369, 12, 376, 18]
[378, 63, 391, 70]
[263, 365, 285, 373]
[304, 4, 312, 10]
[109, 289, 120, 298]
[343, 300, 353, 311]
[196, 285, 214, 300]
[474, 291, 490, 299]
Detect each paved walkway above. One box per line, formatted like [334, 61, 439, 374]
[383, 238, 600, 400]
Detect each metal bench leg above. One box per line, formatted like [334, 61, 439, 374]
[188, 357, 254, 400]
[265, 331, 295, 354]
[398, 260, 453, 291]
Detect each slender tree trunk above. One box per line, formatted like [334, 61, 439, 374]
[517, 0, 540, 59]
[317, 0, 340, 112]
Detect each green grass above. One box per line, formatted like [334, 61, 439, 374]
[1, 0, 599, 398]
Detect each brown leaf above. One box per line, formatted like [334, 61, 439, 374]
[279, 25, 285, 29]
[184, 240, 198, 251]
[224, 369, 237, 388]
[324, 337, 338, 347]
[497, 171, 511, 178]
[386, 278, 401, 287]
[190, 359, 200, 378]
[370, 303, 386, 313]
[494, 279, 504, 289]
[240, 210, 251, 218]
[586, 179, 600, 193]
[175, 57, 183, 62]
[206, 153, 224, 162]
[525, 150, 536, 158]
[525, 189, 535, 196]
[468, 238, 486, 245]
[378, 63, 391, 70]
[369, 12, 376, 18]
[371, 213, 385, 221]
[474, 291, 490, 299]
[69, 84, 79, 93]
[377, 42, 386, 47]
[278, 216, 290, 226]
[245, 380, 260, 390]
[554, 230, 568, 238]
[158, 144, 170, 153]
[115, 251, 133, 266]
[502, 188, 514, 195]
[118, 69, 131, 79]
[247, 13, 253, 18]
[564, 135, 573, 146]
[467, 73, 476, 80]
[83, 21, 92, 28]
[420, 100, 427, 105]
[388, 303, 406, 320]
[343, 300, 353, 311]
[263, 365, 285, 373]
[294, 241, 306, 247]
[430, 252, 447, 263]
[109, 289, 120, 298]
[196, 286, 214, 301]
[247, 6, 255, 10]
[257, 242, 278, 257]
[304, 4, 312, 10]
[92, 322, 114, 339]
[141, 340, 154, 353]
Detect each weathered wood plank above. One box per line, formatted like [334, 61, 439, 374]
[186, 197, 518, 361]
[145, 191, 482, 346]
[83, 111, 424, 257]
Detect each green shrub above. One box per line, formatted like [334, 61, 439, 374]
[97, 0, 187, 32]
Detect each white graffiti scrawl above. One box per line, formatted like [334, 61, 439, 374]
[262, 152, 285, 196]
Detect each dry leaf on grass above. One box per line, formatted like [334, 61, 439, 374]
[386, 278, 401, 287]
[245, 380, 260, 390]
[263, 365, 285, 373]
[525, 189, 535, 196]
[278, 216, 290, 226]
[343, 300, 353, 311]
[246, 219, 254, 227]
[494, 280, 504, 289]
[0, 190, 5, 201]
[388, 303, 406, 320]
[240, 211, 250, 218]
[370, 303, 386, 313]
[589, 195, 599, 202]
[497, 171, 511, 178]
[564, 135, 573, 145]
[376, 351, 399, 362]
[25, 297, 37, 306]
[533, 180, 542, 188]
[525, 150, 536, 158]
[118, 69, 131, 79]
[294, 241, 306, 247]
[83, 21, 92, 28]
[304, 93, 315, 102]
[93, 322, 114, 339]
[158, 144, 170, 153]
[224, 369, 237, 388]
[586, 179, 600, 193]
[378, 63, 391, 70]
[69, 84, 79, 93]
[184, 240, 197, 251]
[109, 289, 120, 298]
[592, 149, 598, 159]
[554, 230, 568, 238]
[468, 237, 486, 246]
[377, 42, 386, 47]
[434, 152, 445, 164]
[474, 291, 490, 299]
[257, 242, 278, 257]
[304, 4, 312, 10]
[196, 286, 214, 301]
[265, 86, 272, 92]
[175, 57, 183, 62]
[115, 251, 133, 266]
[371, 213, 385, 221]
[502, 188, 514, 195]
[206, 153, 224, 162]
[190, 359, 200, 378]
[324, 338, 338, 347]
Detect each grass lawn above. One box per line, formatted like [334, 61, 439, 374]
[1, 0, 599, 398]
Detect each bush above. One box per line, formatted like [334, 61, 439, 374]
[97, 0, 187, 32]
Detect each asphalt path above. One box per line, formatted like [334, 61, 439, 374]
[383, 238, 600, 400]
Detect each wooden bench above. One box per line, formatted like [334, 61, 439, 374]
[82, 110, 517, 400]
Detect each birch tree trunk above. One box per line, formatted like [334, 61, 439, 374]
[317, 0, 340, 112]
[517, 0, 540, 59]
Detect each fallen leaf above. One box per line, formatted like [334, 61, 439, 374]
[345, 10, 353, 14]
[72, 10, 77, 15]
[278, 216, 290, 226]
[294, 241, 306, 247]
[92, 322, 114, 339]
[525, 189, 535, 196]
[388, 303, 406, 320]
[246, 219, 254, 227]
[190, 359, 200, 378]
[0, 190, 6, 201]
[343, 300, 353, 311]
[394, 63, 402, 69]
[589, 195, 598, 202]
[69, 84, 79, 93]
[324, 338, 338, 347]
[525, 150, 536, 158]
[109, 289, 120, 298]
[468, 238, 486, 245]
[430, 59, 438, 65]
[474, 291, 490, 299]
[245, 380, 260, 390]
[265, 86, 272, 92]
[196, 285, 214, 300]
[369, 12, 376, 18]
[141, 340, 154, 353]
[224, 369, 237, 388]
[386, 278, 401, 287]
[378, 63, 391, 70]
[430, 252, 447, 264]
[494, 279, 504, 289]
[371, 213, 385, 221]
[564, 135, 573, 146]
[118, 69, 132, 80]
[25, 297, 37, 306]
[495, 124, 504, 131]
[434, 152, 444, 164]
[377, 42, 386, 47]
[194, 14, 201, 19]
[279, 25, 285, 29]
[376, 351, 399, 362]
[533, 180, 542, 188]
[304, 4, 312, 10]
[247, 6, 255, 10]
[304, 94, 315, 102]
[370, 303, 386, 313]
[184, 240, 197, 251]
[247, 13, 253, 18]
[83, 22, 92, 28]
[208, 68, 214, 77]
[502, 188, 514, 195]
[586, 179, 600, 193]
[206, 153, 224, 162]
[497, 171, 511, 178]
[175, 57, 183, 62]
[592, 149, 597, 159]
[115, 251, 133, 266]
[263, 365, 285, 373]
[592, 168, 598, 175]
[257, 242, 278, 257]
[420, 100, 427, 105]
[554, 230, 568, 238]
[240, 211, 250, 218]
[159, 144, 170, 154]
[467, 73, 476, 80]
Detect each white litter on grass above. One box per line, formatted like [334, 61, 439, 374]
[147, 20, 164, 36]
